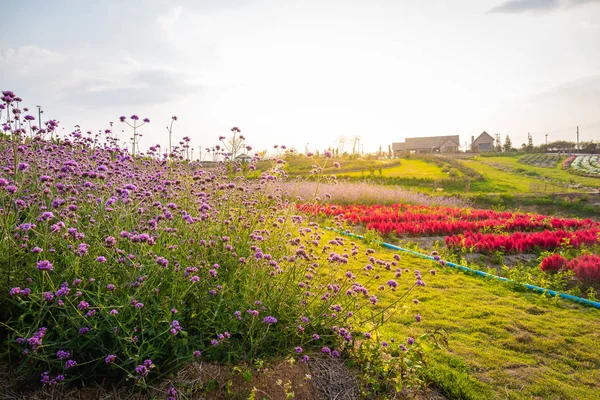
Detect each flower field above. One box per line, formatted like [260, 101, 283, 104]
[3, 90, 600, 399]
[569, 155, 600, 177]
[300, 203, 600, 282]
[0, 91, 434, 396]
[519, 153, 560, 168]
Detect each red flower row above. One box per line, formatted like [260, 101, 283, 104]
[297, 203, 597, 237]
[540, 253, 600, 282]
[445, 229, 599, 254]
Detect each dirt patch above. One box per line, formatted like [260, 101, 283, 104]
[1, 359, 321, 400]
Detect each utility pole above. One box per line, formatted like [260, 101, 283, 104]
[545, 133, 548, 147]
[36, 105, 43, 129]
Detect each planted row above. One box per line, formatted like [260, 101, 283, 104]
[298, 203, 597, 237]
[540, 253, 600, 282]
[445, 229, 599, 254]
[519, 154, 560, 168]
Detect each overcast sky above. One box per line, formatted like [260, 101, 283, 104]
[2, 0, 599, 154]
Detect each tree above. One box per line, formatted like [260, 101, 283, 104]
[220, 127, 246, 160]
[526, 133, 534, 153]
[503, 135, 513, 152]
[387, 144, 393, 158]
[352, 136, 360, 155]
[494, 138, 502, 152]
[337, 136, 346, 155]
[378, 145, 383, 157]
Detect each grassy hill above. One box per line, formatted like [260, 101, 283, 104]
[322, 229, 600, 399]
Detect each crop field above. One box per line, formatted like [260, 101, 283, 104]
[339, 158, 451, 180]
[519, 154, 560, 168]
[569, 155, 600, 177]
[302, 202, 600, 297]
[462, 156, 600, 191]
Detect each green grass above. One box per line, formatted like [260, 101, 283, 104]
[341, 159, 451, 180]
[459, 159, 541, 193]
[323, 229, 600, 399]
[460, 156, 600, 194]
[267, 156, 400, 176]
[483, 156, 600, 188]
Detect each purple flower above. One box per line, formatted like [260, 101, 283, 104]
[36, 260, 54, 271]
[135, 365, 148, 378]
[79, 327, 90, 335]
[64, 359, 77, 369]
[78, 301, 90, 310]
[105, 354, 117, 364]
[295, 346, 303, 353]
[170, 320, 182, 335]
[143, 118, 150, 123]
[130, 115, 139, 121]
[415, 314, 422, 323]
[56, 350, 70, 360]
[96, 256, 107, 263]
[119, 116, 126, 122]
[312, 333, 320, 341]
[105, 236, 117, 247]
[193, 350, 201, 359]
[167, 387, 177, 400]
[156, 257, 169, 268]
[110, 309, 119, 315]
[107, 284, 116, 291]
[321, 347, 331, 354]
[407, 337, 415, 345]
[263, 316, 277, 324]
[17, 162, 30, 172]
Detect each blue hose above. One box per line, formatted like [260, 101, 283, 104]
[326, 227, 600, 310]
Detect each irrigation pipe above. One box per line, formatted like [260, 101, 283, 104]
[325, 227, 600, 310]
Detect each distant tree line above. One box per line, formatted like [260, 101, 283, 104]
[490, 135, 598, 154]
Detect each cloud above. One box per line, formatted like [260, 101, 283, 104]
[65, 63, 204, 106]
[489, 0, 600, 13]
[1, 42, 203, 107]
[540, 74, 600, 100]
[0, 44, 64, 74]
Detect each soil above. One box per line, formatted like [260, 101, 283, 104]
[0, 358, 449, 400]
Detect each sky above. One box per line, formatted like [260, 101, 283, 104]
[1, 0, 600, 155]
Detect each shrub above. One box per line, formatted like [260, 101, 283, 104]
[540, 254, 567, 272]
[567, 254, 600, 282]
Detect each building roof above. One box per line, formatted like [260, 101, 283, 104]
[392, 142, 406, 151]
[404, 135, 460, 149]
[474, 131, 494, 143]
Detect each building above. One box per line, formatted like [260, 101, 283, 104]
[235, 154, 252, 163]
[392, 135, 460, 155]
[470, 131, 495, 152]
